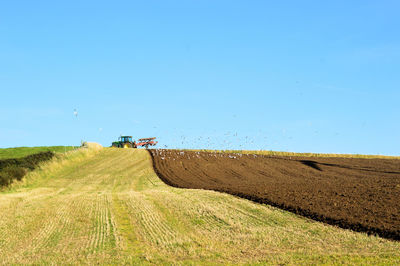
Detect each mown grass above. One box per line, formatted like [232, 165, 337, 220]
[0, 148, 399, 265]
[0, 146, 77, 160]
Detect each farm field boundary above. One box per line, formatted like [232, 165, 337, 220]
[0, 146, 77, 160]
[149, 149, 400, 241]
[0, 152, 55, 187]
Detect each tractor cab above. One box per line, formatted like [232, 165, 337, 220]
[120, 136, 133, 143]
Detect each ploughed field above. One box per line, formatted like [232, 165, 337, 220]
[149, 149, 400, 240]
[1, 148, 400, 264]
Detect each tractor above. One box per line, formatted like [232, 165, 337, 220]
[112, 136, 158, 149]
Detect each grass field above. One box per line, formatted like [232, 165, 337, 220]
[0, 148, 399, 264]
[0, 146, 77, 160]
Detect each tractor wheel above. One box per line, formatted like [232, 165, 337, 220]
[123, 143, 133, 148]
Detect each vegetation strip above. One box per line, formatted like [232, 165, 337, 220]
[149, 149, 400, 241]
[0, 146, 77, 160]
[0, 152, 55, 187]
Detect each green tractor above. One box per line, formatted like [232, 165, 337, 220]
[111, 136, 158, 149]
[112, 136, 137, 148]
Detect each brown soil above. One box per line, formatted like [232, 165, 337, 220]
[148, 149, 400, 241]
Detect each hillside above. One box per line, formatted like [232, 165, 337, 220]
[0, 148, 399, 264]
[0, 146, 77, 160]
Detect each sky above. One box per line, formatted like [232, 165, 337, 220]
[0, 1, 399, 155]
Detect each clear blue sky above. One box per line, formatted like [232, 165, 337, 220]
[1, 1, 399, 155]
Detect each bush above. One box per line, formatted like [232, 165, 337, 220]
[0, 152, 54, 187]
[0, 166, 26, 186]
[0, 171, 12, 186]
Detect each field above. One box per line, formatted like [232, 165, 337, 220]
[0, 148, 399, 264]
[188, 149, 400, 159]
[149, 149, 400, 240]
[0, 146, 77, 159]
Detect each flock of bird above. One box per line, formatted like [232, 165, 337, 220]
[153, 149, 260, 161]
[73, 108, 294, 152]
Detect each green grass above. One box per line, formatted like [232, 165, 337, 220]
[0, 146, 78, 160]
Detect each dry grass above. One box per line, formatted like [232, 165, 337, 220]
[81, 142, 103, 151]
[0, 148, 399, 264]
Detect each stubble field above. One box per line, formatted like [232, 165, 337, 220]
[0, 148, 399, 264]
